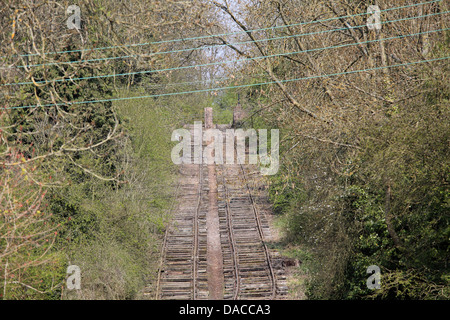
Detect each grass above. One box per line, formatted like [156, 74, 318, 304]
[63, 89, 209, 299]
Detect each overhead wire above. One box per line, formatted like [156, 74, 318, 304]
[6, 56, 448, 110]
[1, 1, 446, 110]
[2, 5, 446, 70]
[2, 20, 448, 87]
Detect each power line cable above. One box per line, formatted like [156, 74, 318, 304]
[3, 24, 447, 87]
[4, 9, 447, 70]
[7, 56, 448, 110]
[119, 73, 266, 89]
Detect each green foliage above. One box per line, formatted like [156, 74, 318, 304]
[58, 91, 187, 299]
[56, 88, 212, 299]
[211, 90, 236, 124]
[250, 53, 449, 300]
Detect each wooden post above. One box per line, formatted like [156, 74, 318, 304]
[205, 107, 213, 130]
[233, 102, 243, 128]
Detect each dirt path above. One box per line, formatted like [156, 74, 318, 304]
[206, 163, 224, 299]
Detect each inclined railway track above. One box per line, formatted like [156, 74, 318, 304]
[157, 125, 208, 300]
[217, 161, 281, 299]
[157, 125, 286, 300]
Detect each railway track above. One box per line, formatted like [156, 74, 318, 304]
[156, 125, 209, 300]
[157, 125, 287, 300]
[217, 139, 286, 299]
